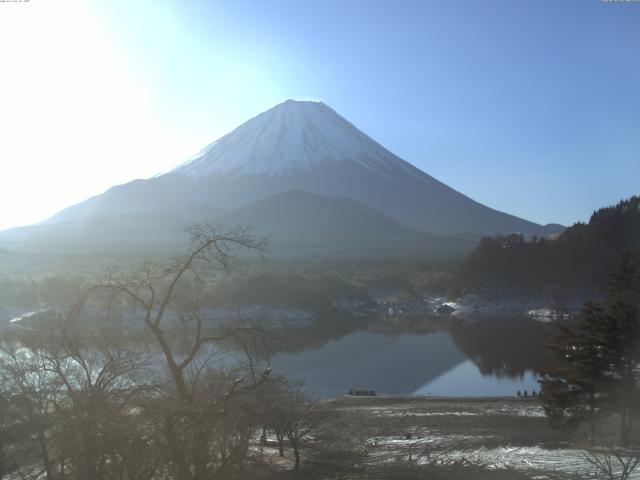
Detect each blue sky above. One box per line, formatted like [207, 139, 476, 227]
[1, 0, 638, 228]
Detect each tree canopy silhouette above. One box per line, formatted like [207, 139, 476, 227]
[454, 196, 640, 299]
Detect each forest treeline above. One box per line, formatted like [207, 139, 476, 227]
[0, 269, 370, 314]
[453, 196, 640, 299]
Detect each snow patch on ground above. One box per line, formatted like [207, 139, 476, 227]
[337, 397, 640, 479]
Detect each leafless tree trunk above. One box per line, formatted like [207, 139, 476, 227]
[92, 224, 271, 480]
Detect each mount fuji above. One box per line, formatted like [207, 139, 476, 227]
[1, 100, 562, 253]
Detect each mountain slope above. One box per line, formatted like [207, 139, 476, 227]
[0, 214, 194, 252]
[1, 191, 473, 255]
[215, 190, 472, 255]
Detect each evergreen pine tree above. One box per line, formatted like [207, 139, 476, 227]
[539, 302, 610, 443]
[540, 252, 640, 445]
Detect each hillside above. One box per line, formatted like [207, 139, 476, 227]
[216, 190, 473, 256]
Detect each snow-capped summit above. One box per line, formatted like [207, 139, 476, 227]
[175, 99, 418, 178]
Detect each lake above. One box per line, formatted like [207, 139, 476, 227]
[3, 307, 548, 399]
[271, 329, 542, 398]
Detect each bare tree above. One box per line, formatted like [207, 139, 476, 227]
[40, 319, 151, 480]
[0, 225, 286, 480]
[583, 446, 640, 480]
[91, 224, 272, 480]
[0, 304, 153, 480]
[0, 334, 60, 480]
[260, 381, 293, 457]
[279, 389, 331, 472]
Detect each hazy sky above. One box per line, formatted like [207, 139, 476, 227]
[1, 0, 638, 230]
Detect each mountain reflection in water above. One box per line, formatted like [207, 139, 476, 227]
[271, 316, 550, 398]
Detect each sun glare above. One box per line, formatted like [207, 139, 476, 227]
[0, 0, 184, 230]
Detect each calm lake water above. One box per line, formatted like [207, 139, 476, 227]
[271, 330, 541, 398]
[3, 307, 545, 399]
